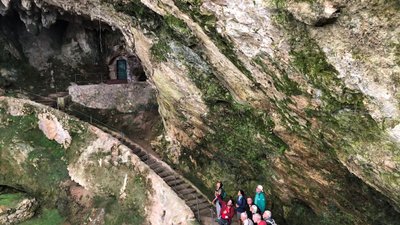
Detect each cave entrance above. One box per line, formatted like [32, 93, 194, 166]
[117, 59, 128, 80]
[107, 54, 147, 83]
[0, 2, 149, 93]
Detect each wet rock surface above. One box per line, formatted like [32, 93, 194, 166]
[0, 0, 399, 224]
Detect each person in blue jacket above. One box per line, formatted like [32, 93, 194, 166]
[236, 190, 246, 224]
[254, 185, 266, 213]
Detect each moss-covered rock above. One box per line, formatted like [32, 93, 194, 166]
[0, 97, 194, 224]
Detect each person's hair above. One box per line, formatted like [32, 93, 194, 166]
[240, 212, 248, 219]
[217, 181, 223, 188]
[263, 210, 272, 219]
[253, 213, 261, 221]
[239, 189, 245, 197]
[227, 197, 235, 206]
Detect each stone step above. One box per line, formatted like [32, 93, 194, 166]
[179, 188, 198, 196]
[136, 151, 147, 158]
[198, 207, 215, 217]
[144, 158, 158, 166]
[131, 147, 141, 154]
[172, 183, 191, 192]
[163, 175, 180, 183]
[153, 166, 165, 174]
[158, 170, 174, 178]
[186, 198, 208, 207]
[183, 193, 204, 201]
[72, 124, 213, 225]
[189, 202, 210, 211]
[140, 154, 149, 161]
[166, 178, 185, 187]
[149, 162, 163, 170]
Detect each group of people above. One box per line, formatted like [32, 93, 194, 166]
[211, 181, 277, 225]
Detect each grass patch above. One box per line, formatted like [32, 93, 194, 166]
[0, 193, 25, 208]
[19, 209, 65, 225]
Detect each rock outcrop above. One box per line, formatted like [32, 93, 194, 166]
[0, 196, 38, 225]
[68, 83, 156, 113]
[0, 0, 399, 224]
[0, 96, 195, 225]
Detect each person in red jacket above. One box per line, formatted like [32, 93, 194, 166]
[252, 213, 267, 225]
[217, 194, 235, 225]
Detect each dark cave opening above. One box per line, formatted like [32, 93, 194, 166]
[0, 3, 147, 95]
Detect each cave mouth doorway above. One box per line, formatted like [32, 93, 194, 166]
[0, 2, 148, 95]
[117, 59, 128, 80]
[107, 54, 147, 83]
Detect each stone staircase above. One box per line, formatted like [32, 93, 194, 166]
[22, 91, 218, 224]
[98, 127, 217, 224]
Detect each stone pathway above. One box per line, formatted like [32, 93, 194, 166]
[93, 126, 217, 224]
[23, 91, 218, 224]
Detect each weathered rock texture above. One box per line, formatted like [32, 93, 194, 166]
[68, 83, 156, 113]
[0, 0, 399, 224]
[0, 197, 38, 225]
[38, 112, 72, 148]
[0, 96, 194, 225]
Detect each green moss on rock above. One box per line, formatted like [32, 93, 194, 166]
[173, 0, 254, 80]
[0, 111, 69, 203]
[19, 209, 65, 225]
[0, 193, 26, 208]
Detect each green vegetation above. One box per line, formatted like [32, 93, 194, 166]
[150, 40, 171, 62]
[253, 6, 400, 225]
[19, 209, 65, 225]
[285, 201, 355, 225]
[102, 0, 196, 62]
[0, 193, 25, 208]
[105, 0, 253, 79]
[0, 100, 150, 224]
[161, 40, 287, 195]
[173, 0, 254, 80]
[82, 153, 148, 225]
[254, 56, 303, 96]
[93, 194, 145, 225]
[0, 108, 69, 203]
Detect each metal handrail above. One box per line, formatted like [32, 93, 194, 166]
[73, 73, 107, 84]
[191, 193, 200, 221]
[9, 89, 212, 223]
[13, 89, 122, 135]
[210, 207, 214, 223]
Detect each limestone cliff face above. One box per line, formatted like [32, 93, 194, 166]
[0, 0, 400, 224]
[0, 97, 194, 224]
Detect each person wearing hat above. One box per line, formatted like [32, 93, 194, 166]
[254, 185, 267, 213]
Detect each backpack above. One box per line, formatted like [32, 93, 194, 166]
[221, 188, 227, 199]
[266, 219, 277, 225]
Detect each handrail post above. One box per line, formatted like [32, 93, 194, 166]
[210, 207, 214, 224]
[196, 194, 200, 222]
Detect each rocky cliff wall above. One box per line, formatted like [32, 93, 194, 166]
[0, 0, 399, 224]
[0, 96, 194, 225]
